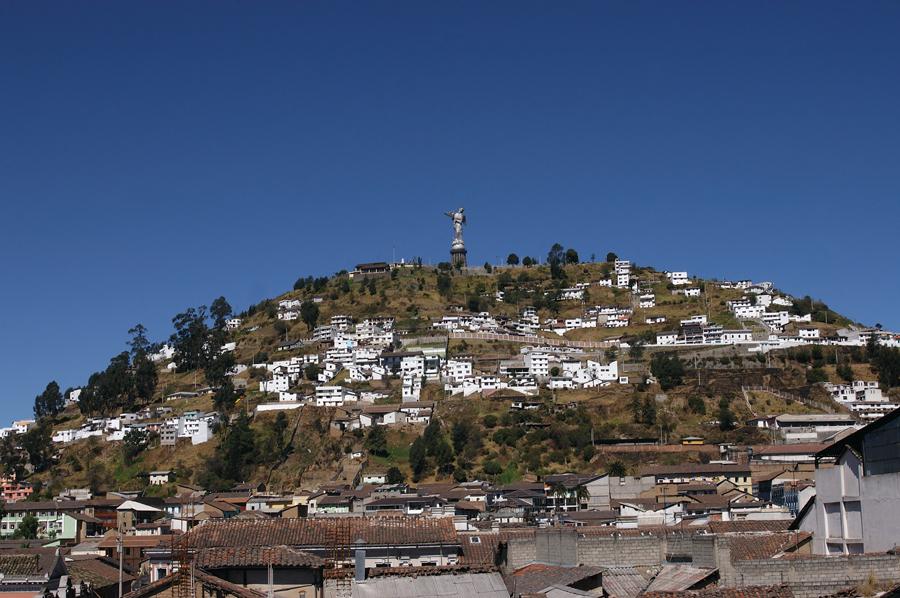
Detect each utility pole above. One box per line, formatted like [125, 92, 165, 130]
[117, 520, 124, 598]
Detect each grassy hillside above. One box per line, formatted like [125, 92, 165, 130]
[21, 259, 874, 497]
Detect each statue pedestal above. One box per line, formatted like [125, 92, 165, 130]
[450, 246, 467, 269]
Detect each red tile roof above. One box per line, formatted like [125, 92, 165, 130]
[642, 585, 794, 598]
[183, 516, 458, 548]
[196, 546, 324, 569]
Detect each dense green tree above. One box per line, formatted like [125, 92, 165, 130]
[212, 380, 238, 414]
[13, 514, 39, 539]
[547, 243, 566, 279]
[836, 362, 854, 383]
[20, 423, 53, 472]
[482, 414, 498, 429]
[365, 426, 389, 457]
[409, 437, 429, 481]
[210, 296, 233, 331]
[641, 397, 657, 426]
[127, 324, 152, 359]
[687, 395, 706, 414]
[220, 411, 257, 483]
[170, 306, 210, 371]
[304, 363, 320, 381]
[628, 341, 645, 361]
[436, 273, 452, 298]
[630, 395, 642, 424]
[506, 253, 519, 266]
[606, 252, 618, 263]
[0, 436, 25, 480]
[33, 381, 64, 420]
[564, 248, 579, 264]
[122, 428, 148, 465]
[300, 302, 320, 332]
[386, 466, 405, 484]
[522, 256, 534, 267]
[650, 353, 685, 390]
[871, 345, 900, 388]
[607, 460, 627, 477]
[806, 368, 828, 384]
[718, 397, 736, 431]
[451, 420, 474, 455]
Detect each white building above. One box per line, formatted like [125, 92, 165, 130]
[524, 352, 550, 379]
[798, 411, 900, 555]
[315, 386, 357, 407]
[666, 271, 690, 286]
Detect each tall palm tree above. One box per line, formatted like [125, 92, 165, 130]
[549, 482, 568, 522]
[574, 485, 591, 510]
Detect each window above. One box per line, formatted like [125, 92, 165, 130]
[824, 502, 842, 539]
[843, 501, 863, 540]
[470, 537, 481, 544]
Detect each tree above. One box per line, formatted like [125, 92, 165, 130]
[33, 381, 64, 420]
[170, 306, 210, 372]
[208, 297, 232, 343]
[522, 256, 534, 267]
[687, 395, 706, 414]
[506, 253, 519, 266]
[220, 411, 257, 483]
[482, 414, 498, 429]
[409, 437, 429, 481]
[628, 341, 645, 361]
[123, 428, 148, 465]
[606, 252, 618, 263]
[630, 394, 642, 424]
[483, 262, 492, 273]
[607, 460, 627, 477]
[547, 243, 566, 280]
[365, 426, 389, 457]
[272, 412, 289, 456]
[304, 363, 320, 381]
[432, 438, 454, 476]
[13, 514, 39, 539]
[127, 324, 152, 359]
[650, 353, 685, 390]
[451, 420, 474, 455]
[386, 466, 405, 484]
[133, 353, 158, 403]
[837, 362, 854, 383]
[212, 380, 238, 414]
[0, 435, 26, 480]
[20, 423, 53, 472]
[718, 398, 736, 431]
[565, 248, 579, 264]
[806, 368, 828, 384]
[436, 273, 452, 298]
[641, 396, 657, 426]
[483, 460, 502, 476]
[300, 302, 320, 332]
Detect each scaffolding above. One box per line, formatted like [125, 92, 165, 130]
[171, 493, 196, 598]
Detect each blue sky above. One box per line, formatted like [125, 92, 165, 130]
[1, 2, 899, 419]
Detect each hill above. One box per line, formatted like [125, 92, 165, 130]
[5, 253, 899, 499]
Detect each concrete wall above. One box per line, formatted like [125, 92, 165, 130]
[725, 554, 900, 598]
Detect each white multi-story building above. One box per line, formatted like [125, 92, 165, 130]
[798, 411, 900, 555]
[524, 352, 550, 378]
[666, 271, 690, 286]
[315, 386, 357, 407]
[721, 330, 753, 344]
[442, 359, 473, 382]
[260, 374, 292, 393]
[638, 294, 656, 309]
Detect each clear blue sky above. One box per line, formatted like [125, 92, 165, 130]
[2, 2, 899, 419]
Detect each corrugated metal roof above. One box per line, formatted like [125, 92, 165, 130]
[602, 566, 649, 598]
[645, 565, 717, 592]
[351, 572, 508, 598]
